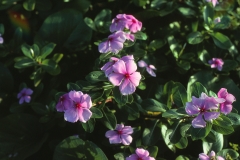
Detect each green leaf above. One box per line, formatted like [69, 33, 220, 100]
[14, 57, 35, 69]
[161, 123, 176, 153]
[226, 113, 240, 125]
[203, 131, 223, 154]
[187, 82, 208, 100]
[31, 103, 48, 115]
[187, 31, 204, 44]
[23, 0, 36, 11]
[175, 155, 190, 160]
[0, 63, 14, 94]
[148, 39, 166, 51]
[133, 0, 148, 7]
[210, 32, 233, 50]
[94, 9, 112, 33]
[178, 7, 196, 17]
[114, 152, 126, 160]
[40, 42, 56, 59]
[90, 107, 103, 118]
[203, 5, 214, 26]
[217, 149, 239, 159]
[134, 31, 148, 40]
[221, 60, 238, 72]
[214, 16, 231, 30]
[84, 17, 96, 31]
[41, 59, 58, 72]
[212, 116, 234, 135]
[100, 107, 117, 130]
[0, 23, 4, 34]
[148, 146, 158, 158]
[175, 137, 188, 149]
[33, 68, 44, 87]
[0, 113, 48, 159]
[85, 71, 107, 84]
[171, 82, 188, 108]
[52, 53, 63, 63]
[81, 118, 95, 133]
[167, 35, 181, 59]
[162, 109, 187, 118]
[113, 87, 128, 106]
[53, 136, 108, 160]
[67, 83, 81, 91]
[21, 43, 34, 59]
[141, 98, 167, 112]
[142, 120, 161, 146]
[190, 122, 212, 140]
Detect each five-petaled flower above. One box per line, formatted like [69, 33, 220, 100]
[56, 93, 73, 112]
[126, 148, 155, 160]
[17, 88, 33, 104]
[217, 88, 236, 115]
[208, 58, 224, 71]
[64, 90, 92, 123]
[98, 31, 126, 54]
[185, 93, 225, 128]
[138, 60, 157, 77]
[108, 59, 141, 95]
[105, 124, 133, 145]
[206, 0, 218, 7]
[199, 150, 224, 160]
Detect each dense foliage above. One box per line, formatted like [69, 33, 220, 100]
[1, 0, 240, 159]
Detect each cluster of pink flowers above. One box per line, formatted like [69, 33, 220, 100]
[199, 150, 224, 160]
[185, 88, 235, 128]
[101, 55, 141, 95]
[56, 90, 92, 123]
[98, 14, 142, 54]
[17, 88, 33, 104]
[208, 58, 224, 71]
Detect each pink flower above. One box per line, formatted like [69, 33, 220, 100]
[0, 34, 3, 44]
[217, 88, 236, 115]
[101, 55, 134, 76]
[105, 124, 133, 145]
[64, 90, 92, 123]
[214, 17, 221, 24]
[110, 14, 142, 33]
[108, 59, 141, 95]
[126, 148, 155, 160]
[98, 31, 126, 54]
[185, 93, 225, 128]
[208, 58, 224, 71]
[17, 88, 33, 104]
[56, 93, 73, 112]
[138, 60, 157, 77]
[199, 151, 224, 160]
[206, 0, 219, 7]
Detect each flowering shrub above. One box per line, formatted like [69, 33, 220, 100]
[1, 0, 240, 160]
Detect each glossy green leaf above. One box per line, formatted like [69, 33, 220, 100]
[203, 5, 214, 26]
[112, 87, 128, 106]
[94, 9, 112, 33]
[41, 59, 58, 72]
[81, 118, 95, 133]
[221, 60, 238, 72]
[212, 116, 234, 135]
[21, 43, 34, 59]
[100, 107, 116, 130]
[210, 32, 232, 50]
[67, 83, 81, 91]
[187, 31, 204, 44]
[142, 120, 161, 146]
[141, 98, 167, 112]
[203, 131, 223, 154]
[134, 31, 148, 40]
[218, 149, 239, 159]
[23, 0, 36, 11]
[85, 71, 107, 84]
[226, 113, 240, 125]
[84, 17, 96, 31]
[90, 107, 103, 118]
[14, 57, 35, 69]
[148, 39, 166, 51]
[175, 137, 188, 149]
[190, 122, 212, 140]
[40, 42, 56, 59]
[161, 123, 176, 153]
[187, 82, 208, 100]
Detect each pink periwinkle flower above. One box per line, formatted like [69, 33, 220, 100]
[138, 60, 157, 77]
[217, 88, 236, 115]
[185, 93, 225, 128]
[108, 59, 141, 95]
[56, 93, 73, 112]
[206, 0, 219, 7]
[0, 34, 3, 44]
[126, 148, 155, 160]
[208, 58, 224, 71]
[110, 14, 142, 33]
[64, 90, 92, 123]
[199, 150, 224, 160]
[105, 124, 133, 145]
[101, 55, 134, 76]
[98, 31, 126, 54]
[17, 88, 33, 104]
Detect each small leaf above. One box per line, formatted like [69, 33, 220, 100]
[81, 118, 95, 133]
[40, 42, 56, 59]
[90, 107, 103, 118]
[85, 71, 107, 84]
[134, 31, 148, 40]
[21, 43, 34, 59]
[187, 31, 204, 44]
[14, 57, 35, 69]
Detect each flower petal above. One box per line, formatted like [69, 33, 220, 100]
[105, 130, 117, 138]
[115, 124, 124, 131]
[125, 60, 137, 74]
[19, 97, 24, 104]
[185, 101, 199, 115]
[98, 41, 109, 53]
[69, 91, 83, 102]
[192, 114, 206, 128]
[121, 134, 132, 145]
[146, 67, 156, 77]
[220, 104, 232, 115]
[135, 148, 149, 158]
[108, 73, 124, 86]
[24, 96, 31, 103]
[204, 112, 220, 121]
[25, 89, 33, 95]
[121, 55, 134, 61]
[64, 108, 78, 123]
[225, 94, 236, 104]
[199, 153, 209, 160]
[119, 78, 136, 95]
[209, 151, 215, 157]
[122, 126, 133, 134]
[78, 108, 92, 123]
[126, 154, 139, 160]
[80, 94, 92, 109]
[112, 60, 127, 74]
[129, 72, 141, 87]
[138, 60, 147, 68]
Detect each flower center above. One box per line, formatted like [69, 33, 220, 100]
[125, 73, 130, 79]
[75, 103, 81, 109]
[138, 158, 143, 160]
[117, 130, 123, 135]
[199, 107, 206, 113]
[60, 96, 65, 102]
[132, 19, 137, 23]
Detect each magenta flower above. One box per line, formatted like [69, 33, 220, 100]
[208, 58, 224, 71]
[108, 59, 141, 95]
[56, 93, 73, 112]
[0, 34, 3, 44]
[125, 15, 142, 33]
[98, 31, 126, 54]
[217, 88, 236, 115]
[199, 151, 224, 160]
[105, 124, 133, 145]
[138, 60, 157, 77]
[17, 88, 33, 104]
[185, 93, 225, 128]
[206, 0, 218, 7]
[126, 148, 155, 160]
[101, 55, 134, 76]
[64, 90, 92, 123]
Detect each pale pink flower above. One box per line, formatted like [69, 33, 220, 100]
[125, 15, 142, 33]
[126, 148, 155, 160]
[0, 34, 3, 44]
[206, 0, 219, 7]
[217, 88, 236, 115]
[186, 93, 225, 128]
[208, 58, 224, 71]
[199, 150, 224, 160]
[17, 88, 33, 104]
[98, 31, 126, 54]
[101, 55, 134, 76]
[108, 59, 141, 95]
[64, 90, 92, 123]
[138, 60, 156, 77]
[105, 124, 133, 145]
[56, 93, 73, 112]
[214, 17, 221, 24]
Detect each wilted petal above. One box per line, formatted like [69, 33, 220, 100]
[122, 126, 133, 134]
[138, 60, 147, 68]
[126, 154, 139, 160]
[64, 108, 78, 123]
[204, 112, 220, 121]
[78, 108, 92, 123]
[199, 153, 209, 160]
[220, 104, 232, 115]
[129, 72, 141, 87]
[192, 114, 206, 128]
[119, 78, 136, 95]
[108, 73, 124, 86]
[121, 134, 132, 145]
